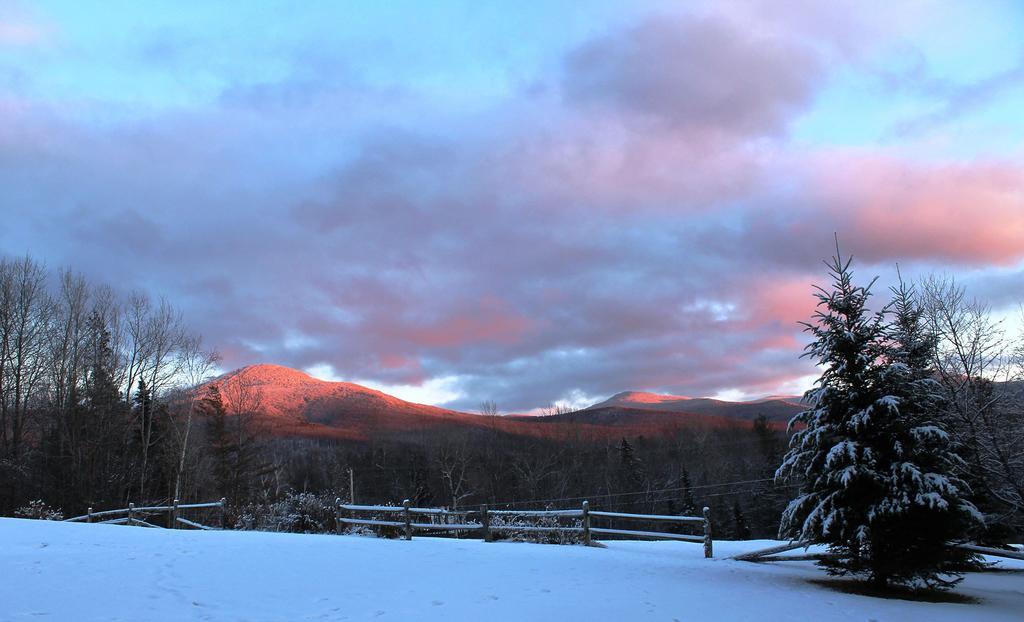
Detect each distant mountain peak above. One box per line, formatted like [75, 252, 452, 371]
[604, 390, 692, 405]
[588, 390, 803, 422]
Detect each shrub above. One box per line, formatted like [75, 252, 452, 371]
[14, 500, 64, 521]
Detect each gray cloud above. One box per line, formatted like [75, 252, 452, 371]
[3, 6, 1022, 412]
[561, 13, 823, 135]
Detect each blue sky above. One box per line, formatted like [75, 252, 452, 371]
[2, 1, 1023, 411]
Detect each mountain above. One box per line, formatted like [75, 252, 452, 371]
[587, 391, 804, 423]
[524, 405, 770, 430]
[202, 364, 780, 442]
[207, 364, 481, 441]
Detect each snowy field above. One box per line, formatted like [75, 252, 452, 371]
[1, 518, 1021, 621]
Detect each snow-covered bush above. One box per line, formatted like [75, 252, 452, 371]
[489, 510, 583, 545]
[235, 492, 337, 533]
[14, 500, 64, 521]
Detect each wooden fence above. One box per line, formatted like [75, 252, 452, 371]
[731, 540, 1024, 563]
[64, 498, 227, 530]
[337, 500, 714, 558]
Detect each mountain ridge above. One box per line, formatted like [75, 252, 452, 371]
[587, 389, 804, 422]
[203, 364, 800, 441]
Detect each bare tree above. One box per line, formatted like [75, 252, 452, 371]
[0, 257, 51, 461]
[136, 297, 186, 498]
[511, 447, 563, 502]
[435, 434, 474, 509]
[46, 269, 89, 419]
[170, 336, 221, 502]
[219, 372, 270, 504]
[122, 291, 152, 405]
[540, 403, 574, 417]
[921, 275, 1024, 528]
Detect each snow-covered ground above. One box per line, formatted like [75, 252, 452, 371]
[1, 518, 1021, 621]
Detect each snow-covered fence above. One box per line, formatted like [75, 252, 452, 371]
[483, 505, 585, 545]
[729, 540, 810, 562]
[64, 498, 227, 530]
[588, 506, 714, 558]
[732, 540, 1024, 564]
[338, 499, 714, 557]
[336, 502, 484, 540]
[950, 543, 1024, 562]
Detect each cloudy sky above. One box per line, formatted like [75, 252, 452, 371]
[2, 1, 1023, 412]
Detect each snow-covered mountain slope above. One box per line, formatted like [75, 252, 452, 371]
[2, 518, 1021, 621]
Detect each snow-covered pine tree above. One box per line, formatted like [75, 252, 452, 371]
[776, 250, 888, 579]
[866, 275, 983, 588]
[777, 252, 982, 590]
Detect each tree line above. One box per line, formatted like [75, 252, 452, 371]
[0, 256, 220, 514]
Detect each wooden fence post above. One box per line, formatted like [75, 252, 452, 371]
[481, 505, 491, 542]
[219, 498, 228, 530]
[349, 468, 355, 504]
[402, 499, 412, 541]
[169, 499, 179, 529]
[86, 507, 93, 524]
[703, 506, 713, 559]
[582, 500, 591, 546]
[335, 497, 343, 535]
[127, 502, 135, 526]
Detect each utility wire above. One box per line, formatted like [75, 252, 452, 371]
[489, 476, 792, 509]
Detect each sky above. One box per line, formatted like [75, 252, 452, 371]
[2, 0, 1023, 412]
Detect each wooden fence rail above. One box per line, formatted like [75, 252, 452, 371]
[731, 540, 1024, 564]
[950, 543, 1024, 562]
[337, 499, 714, 558]
[64, 498, 227, 530]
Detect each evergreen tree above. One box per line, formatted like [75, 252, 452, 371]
[77, 311, 129, 507]
[133, 378, 152, 426]
[617, 438, 646, 488]
[83, 311, 122, 417]
[732, 500, 752, 540]
[752, 414, 781, 468]
[679, 467, 697, 516]
[867, 277, 983, 587]
[777, 251, 981, 590]
[200, 385, 232, 499]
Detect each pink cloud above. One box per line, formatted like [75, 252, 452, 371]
[815, 152, 1024, 265]
[402, 298, 533, 349]
[741, 277, 819, 327]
